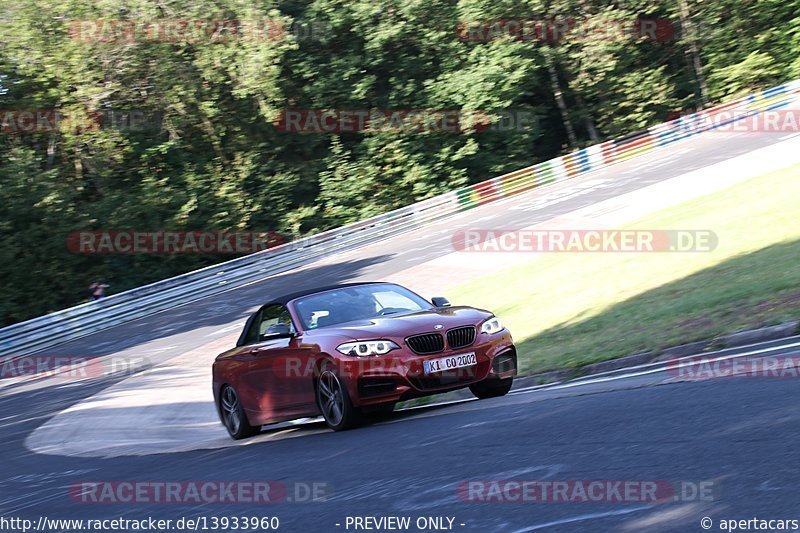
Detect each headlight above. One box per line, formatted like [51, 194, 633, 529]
[336, 340, 400, 356]
[480, 317, 504, 335]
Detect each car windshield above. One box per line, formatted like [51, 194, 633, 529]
[293, 284, 433, 330]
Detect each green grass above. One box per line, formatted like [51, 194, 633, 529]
[450, 163, 800, 375]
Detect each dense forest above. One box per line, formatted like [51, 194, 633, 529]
[1, 0, 799, 326]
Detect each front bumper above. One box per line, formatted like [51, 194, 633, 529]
[340, 330, 516, 406]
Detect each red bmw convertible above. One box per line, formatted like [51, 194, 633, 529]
[212, 282, 516, 437]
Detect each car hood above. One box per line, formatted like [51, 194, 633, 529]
[302, 306, 493, 340]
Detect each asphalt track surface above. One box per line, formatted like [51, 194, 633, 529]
[2, 126, 800, 532]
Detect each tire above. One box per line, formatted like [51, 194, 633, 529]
[469, 377, 513, 399]
[219, 385, 260, 440]
[316, 366, 362, 431]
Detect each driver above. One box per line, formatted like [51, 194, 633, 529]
[338, 292, 378, 322]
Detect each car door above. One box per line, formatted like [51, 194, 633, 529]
[242, 304, 311, 421]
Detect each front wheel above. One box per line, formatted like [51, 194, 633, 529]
[470, 377, 513, 399]
[317, 368, 362, 431]
[220, 385, 260, 440]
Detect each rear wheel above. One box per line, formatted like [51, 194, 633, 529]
[317, 368, 362, 431]
[220, 385, 259, 440]
[470, 377, 513, 399]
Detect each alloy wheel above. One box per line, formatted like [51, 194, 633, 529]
[318, 371, 344, 426]
[221, 386, 242, 435]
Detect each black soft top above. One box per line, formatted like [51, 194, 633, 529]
[264, 281, 392, 306]
[235, 282, 393, 346]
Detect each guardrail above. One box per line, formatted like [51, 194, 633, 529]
[3, 79, 799, 356]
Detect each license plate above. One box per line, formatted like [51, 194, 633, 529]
[423, 352, 477, 374]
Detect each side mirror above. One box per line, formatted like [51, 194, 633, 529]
[261, 322, 294, 339]
[431, 296, 451, 307]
